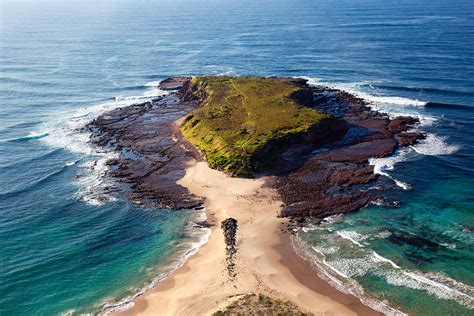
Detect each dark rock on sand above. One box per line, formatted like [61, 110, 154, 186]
[221, 218, 238, 279]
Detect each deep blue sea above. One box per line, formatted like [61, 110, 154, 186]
[1, 0, 473, 315]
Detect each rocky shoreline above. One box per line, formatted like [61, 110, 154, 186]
[85, 83, 204, 210]
[85, 76, 424, 221]
[274, 85, 425, 221]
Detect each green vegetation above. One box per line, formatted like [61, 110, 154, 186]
[213, 293, 309, 315]
[181, 76, 332, 176]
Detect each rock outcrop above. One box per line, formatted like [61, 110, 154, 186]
[85, 76, 425, 222]
[221, 218, 238, 279]
[85, 80, 203, 209]
[275, 85, 425, 220]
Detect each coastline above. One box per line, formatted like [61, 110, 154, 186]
[114, 160, 381, 315]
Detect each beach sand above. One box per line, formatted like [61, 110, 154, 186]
[115, 160, 380, 315]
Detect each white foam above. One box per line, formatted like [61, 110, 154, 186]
[312, 246, 349, 280]
[302, 225, 324, 232]
[300, 227, 474, 310]
[301, 76, 440, 128]
[412, 133, 460, 156]
[100, 208, 212, 315]
[144, 81, 162, 87]
[357, 94, 426, 107]
[75, 156, 118, 205]
[393, 179, 411, 190]
[40, 83, 170, 205]
[369, 133, 460, 189]
[291, 236, 407, 315]
[301, 76, 427, 107]
[372, 251, 401, 269]
[370, 198, 387, 206]
[26, 131, 49, 139]
[322, 214, 344, 224]
[383, 271, 474, 308]
[114, 88, 166, 101]
[369, 149, 412, 190]
[403, 272, 472, 299]
[336, 230, 367, 247]
[376, 230, 392, 239]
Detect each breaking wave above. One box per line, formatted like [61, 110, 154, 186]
[301, 76, 428, 107]
[369, 149, 413, 190]
[369, 133, 460, 190]
[39, 82, 169, 205]
[294, 227, 474, 313]
[302, 76, 460, 188]
[8, 132, 49, 142]
[292, 234, 407, 316]
[100, 209, 211, 315]
[412, 134, 460, 156]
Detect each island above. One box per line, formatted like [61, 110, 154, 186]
[86, 76, 424, 315]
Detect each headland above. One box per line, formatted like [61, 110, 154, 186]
[86, 76, 424, 315]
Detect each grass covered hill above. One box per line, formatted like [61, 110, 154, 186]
[180, 76, 334, 176]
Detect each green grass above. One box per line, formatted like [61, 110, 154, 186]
[181, 76, 332, 176]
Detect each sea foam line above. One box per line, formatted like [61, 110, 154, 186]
[299, 227, 474, 310]
[369, 149, 412, 190]
[369, 132, 460, 190]
[336, 230, 367, 248]
[291, 234, 407, 316]
[411, 133, 460, 156]
[99, 209, 212, 315]
[372, 251, 401, 269]
[301, 76, 439, 128]
[301, 76, 427, 107]
[38, 82, 169, 205]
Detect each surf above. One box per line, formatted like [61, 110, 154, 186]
[7, 132, 49, 142]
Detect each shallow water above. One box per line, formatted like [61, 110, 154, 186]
[1, 0, 473, 314]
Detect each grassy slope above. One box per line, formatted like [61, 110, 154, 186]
[181, 76, 331, 176]
[213, 293, 308, 315]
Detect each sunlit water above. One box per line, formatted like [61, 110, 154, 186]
[1, 0, 473, 314]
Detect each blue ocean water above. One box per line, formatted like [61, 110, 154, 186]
[1, 0, 473, 315]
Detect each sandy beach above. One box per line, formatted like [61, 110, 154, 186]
[115, 160, 380, 315]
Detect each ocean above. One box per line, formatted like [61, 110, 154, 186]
[0, 0, 473, 314]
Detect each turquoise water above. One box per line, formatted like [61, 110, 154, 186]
[1, 0, 473, 315]
[298, 178, 474, 315]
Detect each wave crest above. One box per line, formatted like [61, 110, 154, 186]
[412, 134, 460, 156]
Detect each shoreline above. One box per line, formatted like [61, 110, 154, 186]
[277, 232, 383, 315]
[114, 160, 381, 315]
[100, 206, 212, 315]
